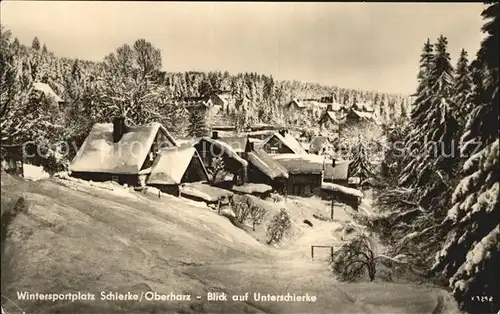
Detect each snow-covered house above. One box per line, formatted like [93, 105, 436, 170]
[318, 112, 339, 132]
[285, 99, 329, 123]
[285, 98, 307, 112]
[269, 154, 351, 196]
[246, 148, 289, 194]
[318, 103, 347, 130]
[69, 117, 178, 186]
[146, 146, 209, 196]
[33, 82, 66, 110]
[353, 102, 374, 113]
[269, 154, 323, 196]
[258, 130, 308, 155]
[207, 91, 235, 113]
[178, 96, 222, 125]
[194, 132, 249, 185]
[343, 109, 374, 125]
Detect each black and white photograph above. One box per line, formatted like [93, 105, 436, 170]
[0, 1, 498, 314]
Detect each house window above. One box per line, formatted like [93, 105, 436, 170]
[111, 175, 119, 183]
[270, 147, 278, 154]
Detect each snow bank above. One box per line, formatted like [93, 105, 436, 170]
[53, 175, 136, 199]
[23, 164, 49, 181]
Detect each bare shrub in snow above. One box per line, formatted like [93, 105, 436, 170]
[249, 205, 268, 231]
[266, 208, 291, 245]
[328, 234, 377, 281]
[230, 195, 251, 224]
[269, 192, 283, 203]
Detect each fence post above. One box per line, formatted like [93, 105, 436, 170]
[311, 246, 314, 260]
[330, 246, 334, 258]
[331, 194, 334, 219]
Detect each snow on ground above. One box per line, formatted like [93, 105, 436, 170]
[1, 175, 460, 314]
[22, 164, 50, 181]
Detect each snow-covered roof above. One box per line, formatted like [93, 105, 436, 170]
[232, 183, 273, 194]
[319, 111, 338, 123]
[248, 138, 263, 145]
[326, 102, 342, 111]
[289, 98, 306, 108]
[213, 93, 231, 105]
[260, 132, 308, 155]
[324, 160, 350, 180]
[245, 130, 275, 137]
[196, 137, 249, 167]
[350, 109, 374, 120]
[321, 182, 363, 198]
[147, 146, 208, 185]
[363, 104, 374, 112]
[175, 138, 200, 147]
[270, 154, 350, 179]
[354, 102, 374, 112]
[70, 122, 177, 174]
[303, 100, 328, 109]
[247, 149, 289, 180]
[33, 82, 64, 103]
[288, 99, 331, 110]
[180, 182, 233, 202]
[216, 136, 249, 153]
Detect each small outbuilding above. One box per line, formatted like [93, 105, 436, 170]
[146, 146, 209, 196]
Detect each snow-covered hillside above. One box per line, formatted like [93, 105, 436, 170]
[1, 175, 459, 314]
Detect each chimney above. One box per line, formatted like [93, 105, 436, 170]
[113, 116, 127, 143]
[278, 129, 288, 137]
[212, 131, 219, 139]
[327, 104, 333, 112]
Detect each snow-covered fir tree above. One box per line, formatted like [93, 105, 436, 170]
[432, 2, 499, 313]
[186, 109, 208, 137]
[348, 138, 375, 181]
[451, 49, 473, 126]
[31, 36, 40, 51]
[399, 35, 458, 212]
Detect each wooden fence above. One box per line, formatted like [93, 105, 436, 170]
[311, 245, 335, 260]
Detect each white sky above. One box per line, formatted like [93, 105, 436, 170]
[1, 1, 486, 94]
